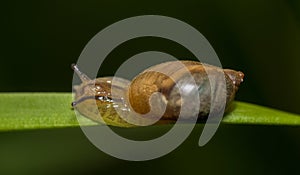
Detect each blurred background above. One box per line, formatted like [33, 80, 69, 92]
[1, 0, 299, 174]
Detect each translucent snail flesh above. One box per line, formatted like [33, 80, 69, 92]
[72, 60, 244, 127]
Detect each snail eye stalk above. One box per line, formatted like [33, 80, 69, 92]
[71, 63, 92, 83]
[71, 95, 114, 107]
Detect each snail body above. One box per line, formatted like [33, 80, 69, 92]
[72, 60, 244, 127]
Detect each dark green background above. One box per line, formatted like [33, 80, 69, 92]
[1, 0, 300, 174]
[2, 0, 300, 114]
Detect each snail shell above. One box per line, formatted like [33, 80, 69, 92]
[72, 60, 244, 127]
[128, 61, 244, 120]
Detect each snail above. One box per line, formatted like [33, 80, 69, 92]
[72, 60, 244, 127]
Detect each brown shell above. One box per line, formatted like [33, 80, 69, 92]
[128, 60, 244, 120]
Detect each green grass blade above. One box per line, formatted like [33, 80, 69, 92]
[0, 93, 96, 131]
[223, 102, 300, 125]
[0, 93, 299, 131]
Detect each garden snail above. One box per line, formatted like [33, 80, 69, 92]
[72, 60, 244, 127]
